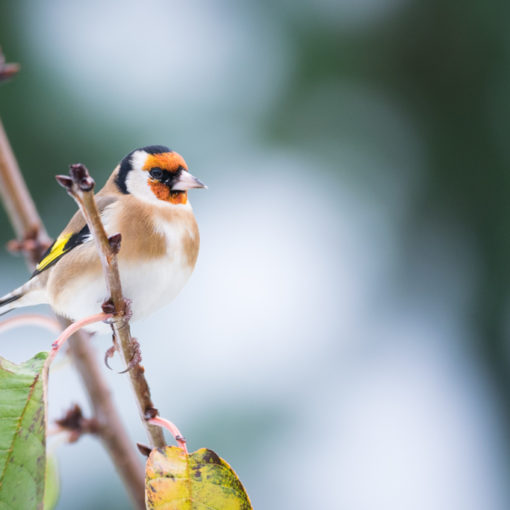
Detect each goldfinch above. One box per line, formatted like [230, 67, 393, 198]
[0, 145, 206, 333]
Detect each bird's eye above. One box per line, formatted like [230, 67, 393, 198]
[149, 168, 163, 179]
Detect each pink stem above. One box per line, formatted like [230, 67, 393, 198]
[148, 416, 188, 453]
[48, 312, 112, 363]
[0, 313, 62, 335]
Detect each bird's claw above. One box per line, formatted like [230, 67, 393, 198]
[104, 345, 117, 370]
[119, 338, 142, 374]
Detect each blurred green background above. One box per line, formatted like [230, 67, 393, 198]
[1, 1, 510, 509]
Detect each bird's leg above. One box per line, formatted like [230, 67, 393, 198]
[102, 297, 130, 371]
[49, 312, 113, 363]
[102, 296, 139, 373]
[102, 297, 132, 329]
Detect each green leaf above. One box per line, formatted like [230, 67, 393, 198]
[0, 352, 48, 510]
[146, 447, 253, 510]
[43, 455, 59, 510]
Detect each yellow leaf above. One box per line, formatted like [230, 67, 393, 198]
[146, 447, 252, 510]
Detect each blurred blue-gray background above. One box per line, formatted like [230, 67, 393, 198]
[1, 1, 510, 508]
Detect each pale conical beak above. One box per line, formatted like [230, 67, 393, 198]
[171, 171, 207, 191]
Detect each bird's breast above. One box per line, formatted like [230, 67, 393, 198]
[115, 203, 200, 320]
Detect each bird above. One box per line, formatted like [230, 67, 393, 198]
[0, 145, 206, 334]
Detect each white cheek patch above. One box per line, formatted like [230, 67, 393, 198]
[125, 151, 161, 205]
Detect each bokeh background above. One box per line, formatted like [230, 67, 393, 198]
[1, 1, 510, 508]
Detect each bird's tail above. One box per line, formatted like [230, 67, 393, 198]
[0, 291, 23, 315]
[0, 278, 46, 317]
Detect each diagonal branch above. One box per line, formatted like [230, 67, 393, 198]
[57, 164, 165, 449]
[0, 116, 145, 509]
[0, 119, 51, 265]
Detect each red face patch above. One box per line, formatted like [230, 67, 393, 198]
[143, 151, 188, 173]
[148, 179, 188, 204]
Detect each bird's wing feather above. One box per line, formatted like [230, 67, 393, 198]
[32, 194, 117, 277]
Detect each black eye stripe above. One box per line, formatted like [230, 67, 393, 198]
[148, 168, 182, 187]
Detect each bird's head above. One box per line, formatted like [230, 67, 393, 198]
[115, 145, 206, 205]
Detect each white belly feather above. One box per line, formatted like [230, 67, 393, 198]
[53, 205, 197, 334]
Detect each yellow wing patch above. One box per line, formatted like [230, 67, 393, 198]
[35, 233, 73, 272]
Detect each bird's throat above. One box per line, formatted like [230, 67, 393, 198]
[148, 180, 188, 204]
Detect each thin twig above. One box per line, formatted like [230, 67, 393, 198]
[0, 116, 146, 509]
[0, 313, 61, 335]
[148, 416, 188, 453]
[47, 312, 113, 363]
[57, 163, 165, 448]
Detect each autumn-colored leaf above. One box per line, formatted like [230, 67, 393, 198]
[0, 352, 48, 509]
[146, 446, 252, 510]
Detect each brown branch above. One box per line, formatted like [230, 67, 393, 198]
[0, 117, 146, 509]
[57, 163, 165, 449]
[0, 119, 51, 265]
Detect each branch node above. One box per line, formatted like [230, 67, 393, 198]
[69, 163, 95, 191]
[144, 407, 159, 421]
[55, 404, 100, 443]
[101, 298, 116, 315]
[6, 227, 52, 261]
[55, 174, 74, 190]
[136, 443, 152, 457]
[108, 233, 122, 254]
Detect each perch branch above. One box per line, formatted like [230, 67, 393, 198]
[0, 115, 145, 508]
[57, 163, 166, 448]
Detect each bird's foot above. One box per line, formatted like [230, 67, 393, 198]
[101, 298, 132, 326]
